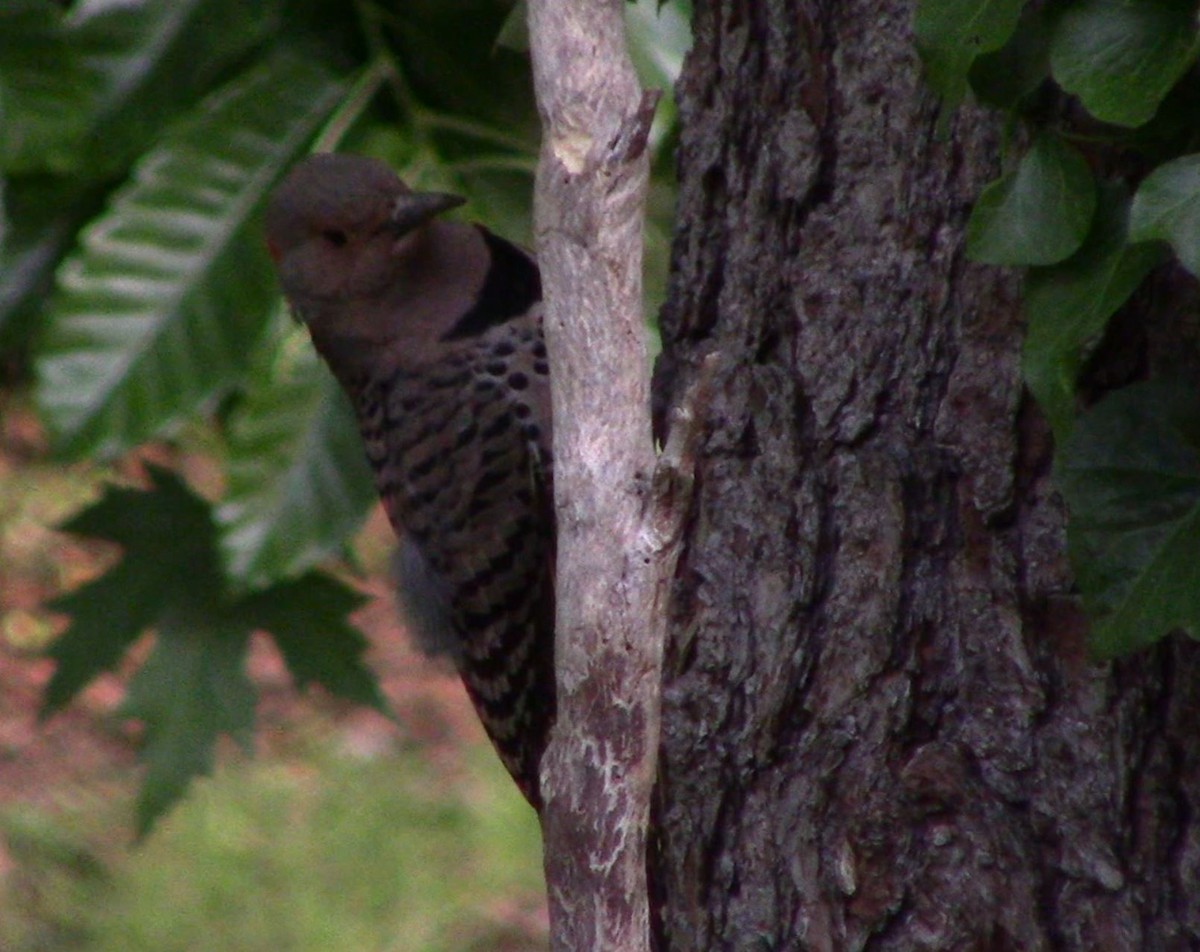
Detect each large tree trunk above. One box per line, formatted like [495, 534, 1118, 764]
[650, 1, 1200, 948]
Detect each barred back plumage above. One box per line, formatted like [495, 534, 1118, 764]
[265, 154, 556, 808]
[348, 311, 555, 805]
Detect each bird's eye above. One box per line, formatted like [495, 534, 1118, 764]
[322, 228, 348, 247]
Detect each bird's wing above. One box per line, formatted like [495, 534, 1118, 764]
[375, 323, 556, 807]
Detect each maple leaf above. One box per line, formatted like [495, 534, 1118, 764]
[44, 465, 383, 834]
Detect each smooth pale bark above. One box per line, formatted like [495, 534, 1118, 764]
[651, 1, 1200, 949]
[527, 1, 688, 949]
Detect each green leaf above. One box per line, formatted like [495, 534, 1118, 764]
[42, 558, 163, 716]
[1022, 184, 1163, 442]
[122, 610, 255, 838]
[0, 175, 104, 354]
[65, 0, 285, 179]
[1129, 153, 1200, 278]
[969, 1, 1054, 109]
[0, 0, 94, 174]
[34, 49, 347, 459]
[241, 574, 384, 712]
[914, 0, 1025, 103]
[43, 465, 226, 718]
[388, 3, 540, 137]
[44, 465, 382, 834]
[494, 0, 528, 51]
[967, 133, 1096, 266]
[1059, 379, 1200, 658]
[1049, 0, 1200, 128]
[216, 307, 376, 590]
[0, 0, 282, 178]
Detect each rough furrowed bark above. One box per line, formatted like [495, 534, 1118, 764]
[652, 1, 1200, 949]
[527, 1, 691, 949]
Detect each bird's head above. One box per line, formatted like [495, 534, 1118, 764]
[265, 153, 465, 320]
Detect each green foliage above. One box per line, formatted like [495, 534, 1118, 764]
[4, 0, 687, 828]
[44, 466, 381, 835]
[966, 132, 1095, 265]
[916, 0, 1200, 653]
[968, 2, 1053, 108]
[0, 175, 103, 353]
[1129, 154, 1200, 278]
[0, 0, 283, 178]
[0, 0, 94, 176]
[917, 0, 1200, 656]
[1022, 184, 1163, 442]
[1058, 380, 1200, 658]
[216, 308, 376, 590]
[1048, 0, 1200, 128]
[918, 0, 1200, 126]
[914, 0, 1025, 105]
[36, 49, 345, 457]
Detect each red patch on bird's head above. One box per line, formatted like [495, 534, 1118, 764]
[266, 237, 281, 263]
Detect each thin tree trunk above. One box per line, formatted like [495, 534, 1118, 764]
[527, 1, 683, 948]
[651, 1, 1200, 948]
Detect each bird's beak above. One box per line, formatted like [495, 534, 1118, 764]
[390, 191, 467, 236]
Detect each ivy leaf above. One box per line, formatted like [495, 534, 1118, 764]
[914, 0, 1025, 104]
[43, 466, 383, 834]
[1129, 153, 1200, 278]
[1049, 0, 1200, 128]
[969, 1, 1054, 109]
[216, 306, 376, 591]
[1058, 379, 1200, 658]
[34, 49, 347, 459]
[1022, 184, 1163, 442]
[967, 133, 1096, 266]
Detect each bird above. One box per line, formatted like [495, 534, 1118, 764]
[265, 153, 555, 809]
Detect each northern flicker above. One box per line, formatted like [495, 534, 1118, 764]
[265, 153, 555, 809]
